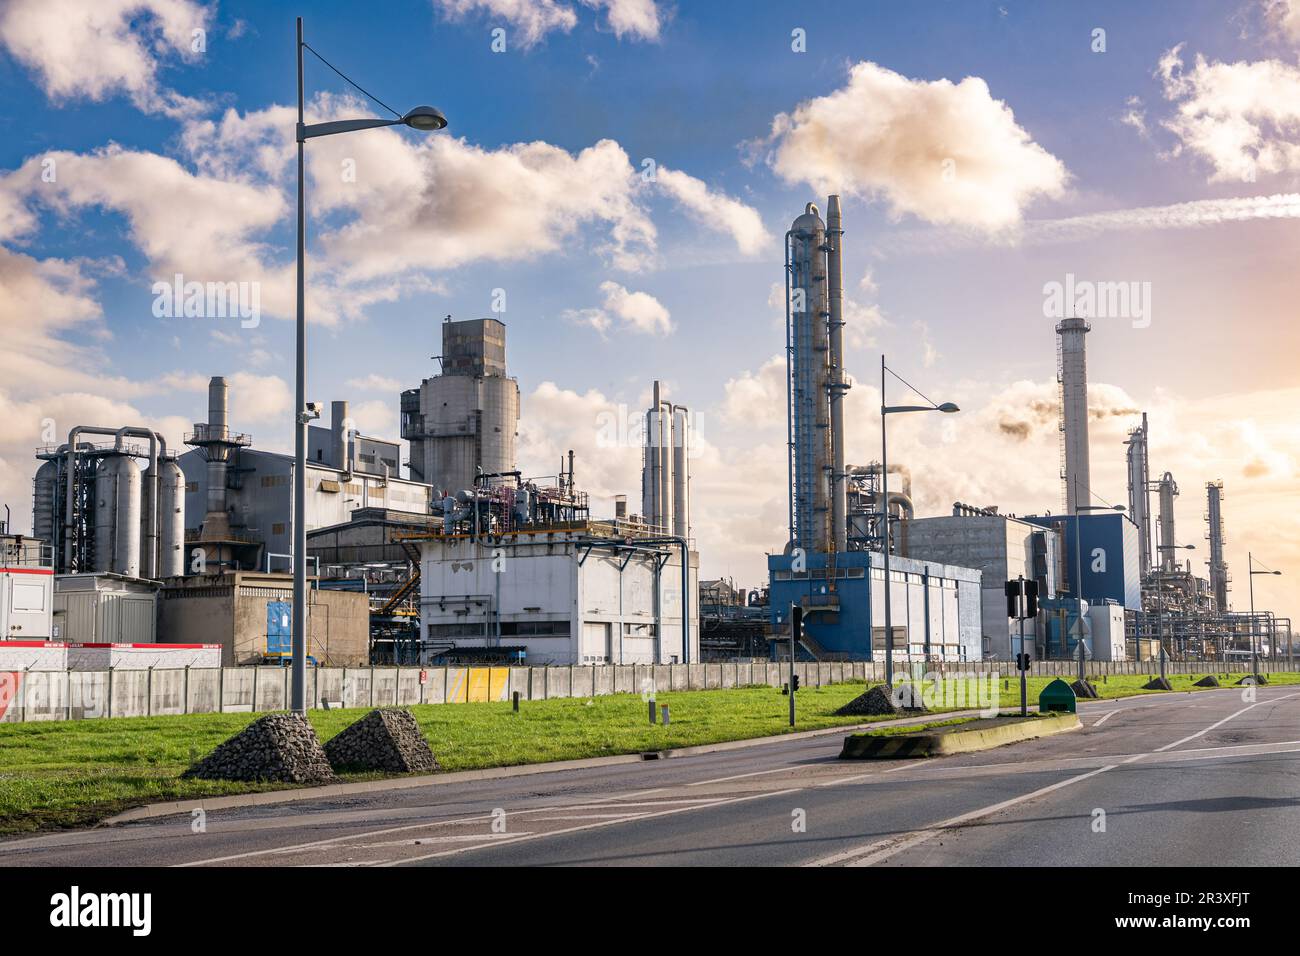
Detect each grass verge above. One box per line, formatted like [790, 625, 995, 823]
[1, 671, 1295, 834]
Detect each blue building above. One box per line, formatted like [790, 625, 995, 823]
[1024, 512, 1141, 610]
[767, 549, 983, 662]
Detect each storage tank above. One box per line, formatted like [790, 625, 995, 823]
[155, 458, 185, 577]
[33, 459, 58, 546]
[671, 405, 690, 540]
[95, 455, 141, 577]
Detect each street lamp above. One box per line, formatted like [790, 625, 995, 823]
[291, 17, 447, 713]
[880, 355, 958, 684]
[1248, 552, 1282, 677]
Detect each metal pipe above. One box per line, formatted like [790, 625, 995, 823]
[826, 195, 846, 553]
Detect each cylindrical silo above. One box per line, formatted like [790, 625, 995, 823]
[95, 455, 141, 576]
[331, 400, 350, 472]
[1157, 471, 1178, 572]
[157, 458, 185, 577]
[671, 405, 689, 540]
[33, 460, 58, 548]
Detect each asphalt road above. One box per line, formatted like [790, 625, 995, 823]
[3, 685, 1299, 867]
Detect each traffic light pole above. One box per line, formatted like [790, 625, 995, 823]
[1018, 574, 1028, 716]
[789, 604, 800, 727]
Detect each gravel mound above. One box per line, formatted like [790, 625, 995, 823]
[1070, 679, 1099, 699]
[1142, 677, 1173, 691]
[183, 713, 336, 784]
[324, 708, 438, 774]
[1235, 674, 1269, 686]
[1193, 675, 1220, 687]
[834, 683, 926, 717]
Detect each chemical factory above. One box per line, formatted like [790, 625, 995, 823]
[4, 198, 1290, 672]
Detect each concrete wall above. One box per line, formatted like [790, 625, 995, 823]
[5, 658, 1285, 723]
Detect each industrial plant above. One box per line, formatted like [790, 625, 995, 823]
[3, 199, 1289, 674]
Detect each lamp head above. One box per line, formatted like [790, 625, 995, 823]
[402, 105, 447, 131]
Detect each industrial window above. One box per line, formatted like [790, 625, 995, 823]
[500, 620, 570, 637]
[11, 583, 45, 612]
[185, 481, 198, 493]
[271, 523, 285, 535]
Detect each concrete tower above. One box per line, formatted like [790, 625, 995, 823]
[1056, 318, 1092, 514]
[401, 318, 520, 494]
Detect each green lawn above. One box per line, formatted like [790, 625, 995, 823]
[1, 671, 1295, 835]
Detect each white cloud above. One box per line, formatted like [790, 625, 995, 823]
[567, 280, 672, 337]
[763, 61, 1068, 231]
[1265, 0, 1300, 44]
[655, 167, 771, 255]
[1158, 43, 1300, 183]
[346, 374, 405, 393]
[0, 0, 211, 117]
[580, 0, 662, 40]
[431, 0, 663, 45]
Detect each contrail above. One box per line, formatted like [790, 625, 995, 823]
[1023, 193, 1300, 243]
[887, 193, 1300, 253]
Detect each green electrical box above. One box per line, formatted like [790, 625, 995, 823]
[1039, 677, 1077, 714]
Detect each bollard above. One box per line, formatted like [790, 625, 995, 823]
[661, 704, 670, 726]
[512, 690, 519, 713]
[648, 699, 657, 724]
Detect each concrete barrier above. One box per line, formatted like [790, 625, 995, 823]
[840, 712, 1081, 759]
[0, 658, 1293, 723]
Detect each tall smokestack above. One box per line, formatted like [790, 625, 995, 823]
[206, 376, 229, 515]
[1206, 480, 1229, 610]
[826, 195, 847, 552]
[1056, 318, 1091, 514]
[1158, 471, 1179, 572]
[1125, 412, 1152, 576]
[331, 400, 350, 474]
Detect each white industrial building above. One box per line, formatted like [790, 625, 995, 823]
[0, 534, 54, 641]
[418, 526, 699, 665]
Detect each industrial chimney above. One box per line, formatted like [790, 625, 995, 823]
[1206, 480, 1229, 610]
[1056, 318, 1092, 514]
[1125, 412, 1152, 577]
[641, 380, 690, 540]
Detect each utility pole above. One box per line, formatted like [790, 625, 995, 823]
[789, 604, 801, 727]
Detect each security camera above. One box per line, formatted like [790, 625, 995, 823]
[300, 402, 323, 424]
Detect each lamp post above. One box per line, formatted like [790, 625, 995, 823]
[291, 17, 447, 713]
[879, 355, 958, 684]
[1247, 552, 1282, 678]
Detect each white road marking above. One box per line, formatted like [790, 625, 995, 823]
[807, 764, 1120, 868]
[382, 788, 803, 866]
[1153, 692, 1300, 753]
[1091, 710, 1121, 727]
[806, 693, 1300, 867]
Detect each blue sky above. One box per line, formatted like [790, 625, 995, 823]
[1, 0, 1297, 618]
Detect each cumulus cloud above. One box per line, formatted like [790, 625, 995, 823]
[346, 374, 406, 393]
[432, 0, 663, 46]
[655, 167, 771, 255]
[580, 0, 663, 41]
[566, 280, 672, 336]
[0, 0, 211, 117]
[1158, 43, 1300, 183]
[762, 61, 1068, 231]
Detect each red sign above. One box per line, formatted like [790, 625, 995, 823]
[419, 669, 428, 685]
